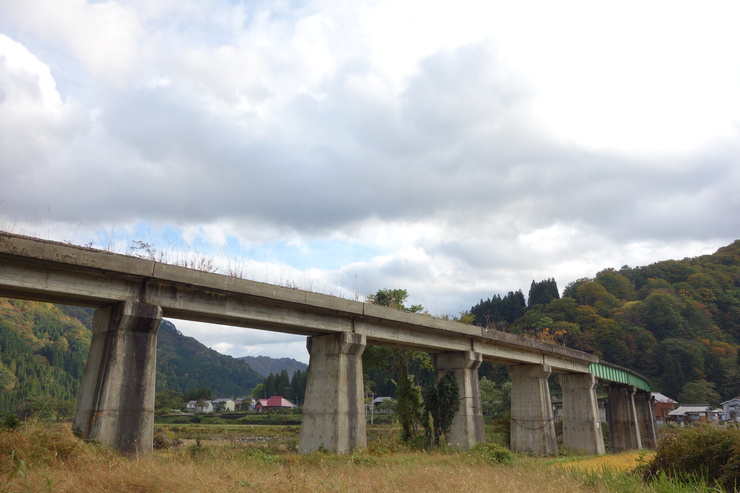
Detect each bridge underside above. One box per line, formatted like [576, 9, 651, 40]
[71, 301, 655, 456]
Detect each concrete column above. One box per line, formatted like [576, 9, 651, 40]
[299, 332, 366, 454]
[74, 301, 162, 455]
[635, 390, 657, 449]
[431, 351, 485, 450]
[559, 373, 606, 455]
[509, 364, 557, 456]
[605, 384, 642, 452]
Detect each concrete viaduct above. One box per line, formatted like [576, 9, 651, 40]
[0, 232, 656, 455]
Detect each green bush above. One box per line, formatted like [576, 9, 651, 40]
[1, 415, 21, 431]
[470, 442, 514, 465]
[640, 425, 740, 491]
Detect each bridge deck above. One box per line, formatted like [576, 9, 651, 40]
[0, 232, 603, 373]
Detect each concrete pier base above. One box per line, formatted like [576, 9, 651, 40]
[509, 364, 557, 456]
[635, 390, 657, 449]
[299, 332, 366, 454]
[74, 301, 162, 455]
[559, 373, 606, 455]
[432, 351, 485, 450]
[605, 384, 642, 452]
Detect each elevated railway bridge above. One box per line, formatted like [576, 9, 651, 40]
[0, 232, 655, 455]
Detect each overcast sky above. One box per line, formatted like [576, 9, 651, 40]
[1, 1, 738, 364]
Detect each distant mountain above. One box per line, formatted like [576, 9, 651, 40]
[239, 355, 307, 378]
[0, 299, 263, 414]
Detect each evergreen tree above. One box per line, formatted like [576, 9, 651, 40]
[527, 278, 560, 307]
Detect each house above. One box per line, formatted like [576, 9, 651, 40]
[652, 392, 678, 424]
[667, 404, 719, 425]
[371, 397, 394, 413]
[254, 396, 295, 411]
[186, 400, 214, 414]
[212, 398, 236, 412]
[721, 397, 740, 422]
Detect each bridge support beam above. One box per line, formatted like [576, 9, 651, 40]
[509, 364, 557, 456]
[299, 332, 366, 454]
[74, 301, 162, 455]
[635, 390, 657, 449]
[432, 351, 485, 450]
[605, 384, 642, 452]
[559, 373, 605, 455]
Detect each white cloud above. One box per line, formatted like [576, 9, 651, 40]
[2, 0, 143, 82]
[0, 35, 89, 177]
[0, 0, 738, 363]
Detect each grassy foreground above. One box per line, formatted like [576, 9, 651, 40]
[0, 422, 722, 493]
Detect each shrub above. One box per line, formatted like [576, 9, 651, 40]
[640, 425, 740, 491]
[470, 442, 514, 465]
[1, 415, 21, 431]
[153, 428, 183, 450]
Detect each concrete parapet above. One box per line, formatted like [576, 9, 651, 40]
[509, 364, 557, 456]
[635, 390, 657, 449]
[432, 351, 485, 449]
[74, 301, 162, 455]
[299, 332, 367, 454]
[605, 384, 642, 452]
[559, 373, 606, 455]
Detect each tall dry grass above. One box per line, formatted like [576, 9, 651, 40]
[0, 422, 712, 493]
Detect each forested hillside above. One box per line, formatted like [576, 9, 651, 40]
[0, 299, 262, 415]
[0, 299, 89, 417]
[471, 240, 740, 405]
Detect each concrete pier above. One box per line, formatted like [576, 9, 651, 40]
[74, 301, 162, 455]
[559, 373, 606, 455]
[509, 364, 557, 455]
[432, 351, 485, 449]
[635, 390, 657, 449]
[605, 384, 642, 452]
[299, 332, 367, 454]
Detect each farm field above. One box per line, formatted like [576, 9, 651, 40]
[0, 421, 720, 493]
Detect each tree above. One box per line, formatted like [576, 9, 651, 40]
[678, 380, 721, 408]
[183, 386, 213, 402]
[642, 292, 686, 339]
[364, 288, 430, 441]
[251, 383, 265, 400]
[367, 288, 423, 313]
[277, 369, 290, 396]
[289, 369, 307, 405]
[263, 373, 277, 397]
[528, 278, 560, 307]
[423, 371, 460, 446]
[395, 374, 424, 441]
[155, 389, 186, 411]
[594, 268, 636, 301]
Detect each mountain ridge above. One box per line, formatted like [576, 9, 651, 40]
[238, 355, 307, 378]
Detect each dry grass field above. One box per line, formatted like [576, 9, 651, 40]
[0, 422, 719, 493]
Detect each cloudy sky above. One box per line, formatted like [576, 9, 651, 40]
[1, 1, 738, 363]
